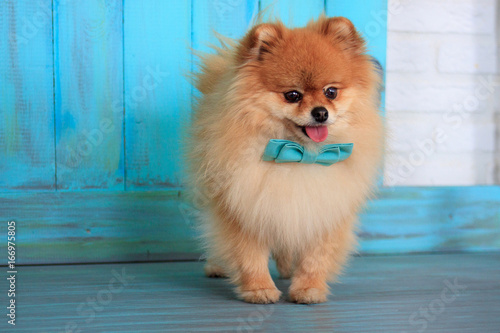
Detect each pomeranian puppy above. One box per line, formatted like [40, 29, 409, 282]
[187, 16, 384, 304]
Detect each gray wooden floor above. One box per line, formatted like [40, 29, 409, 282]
[4, 253, 500, 332]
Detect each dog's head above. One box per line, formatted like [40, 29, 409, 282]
[236, 16, 381, 144]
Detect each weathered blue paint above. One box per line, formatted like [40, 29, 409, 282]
[0, 0, 388, 191]
[124, 0, 192, 189]
[53, 0, 124, 190]
[192, 0, 259, 55]
[360, 186, 500, 254]
[260, 0, 325, 27]
[0, 1, 55, 189]
[0, 186, 498, 265]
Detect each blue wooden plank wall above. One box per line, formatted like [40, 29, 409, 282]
[54, 0, 125, 189]
[192, 0, 259, 54]
[124, 0, 192, 189]
[1, 1, 498, 264]
[260, 0, 324, 27]
[0, 186, 499, 265]
[0, 1, 55, 189]
[0, 0, 388, 191]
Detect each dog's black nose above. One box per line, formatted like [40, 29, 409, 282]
[311, 106, 328, 123]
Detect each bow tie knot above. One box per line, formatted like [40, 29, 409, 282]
[262, 140, 353, 166]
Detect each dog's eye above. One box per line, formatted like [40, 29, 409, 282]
[324, 87, 338, 100]
[284, 91, 302, 103]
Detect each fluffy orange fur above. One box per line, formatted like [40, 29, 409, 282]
[187, 16, 384, 304]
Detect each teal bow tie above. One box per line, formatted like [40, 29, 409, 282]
[262, 140, 353, 166]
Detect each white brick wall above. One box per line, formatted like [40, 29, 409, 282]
[388, 0, 496, 34]
[384, 0, 500, 186]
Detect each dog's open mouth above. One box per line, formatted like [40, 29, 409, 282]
[299, 125, 329, 143]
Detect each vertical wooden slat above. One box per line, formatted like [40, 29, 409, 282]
[0, 0, 55, 189]
[192, 0, 259, 54]
[260, 0, 325, 27]
[124, 0, 192, 189]
[326, 0, 388, 73]
[54, 0, 124, 190]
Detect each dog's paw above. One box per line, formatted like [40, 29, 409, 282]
[289, 287, 328, 304]
[204, 262, 227, 278]
[240, 288, 282, 304]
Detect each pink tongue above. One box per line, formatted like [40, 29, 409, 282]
[305, 126, 328, 143]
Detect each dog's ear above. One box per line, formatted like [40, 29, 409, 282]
[237, 23, 284, 63]
[313, 16, 365, 55]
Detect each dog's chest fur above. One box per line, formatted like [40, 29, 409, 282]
[219, 143, 371, 248]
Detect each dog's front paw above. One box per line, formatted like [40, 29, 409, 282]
[240, 288, 282, 304]
[289, 287, 328, 304]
